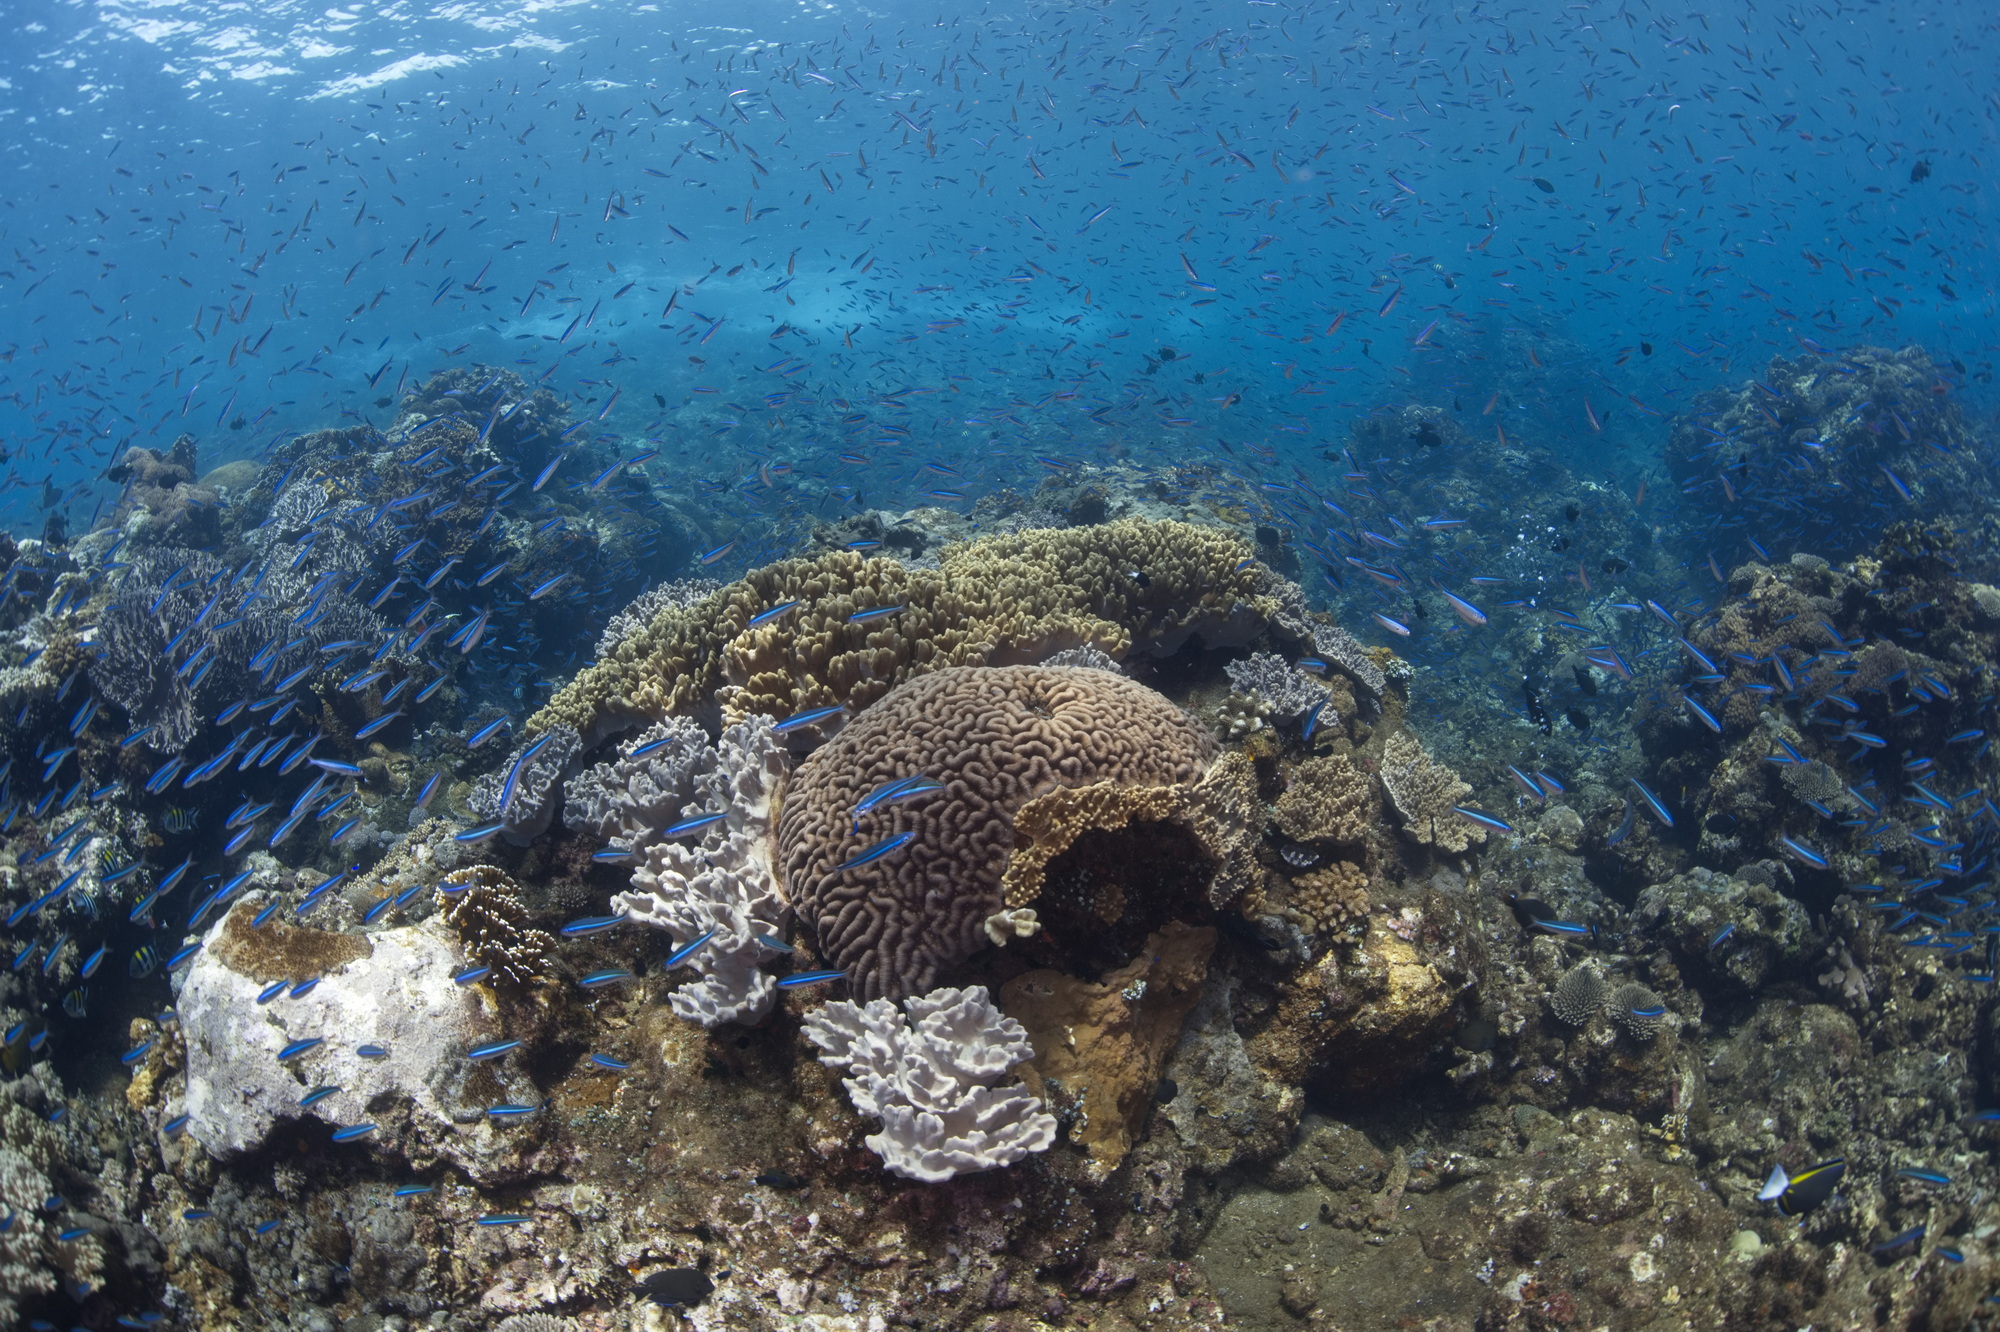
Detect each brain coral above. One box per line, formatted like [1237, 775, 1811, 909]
[532, 518, 1269, 741]
[777, 665, 1219, 1000]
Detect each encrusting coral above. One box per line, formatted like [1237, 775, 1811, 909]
[1001, 921, 1215, 1179]
[801, 984, 1058, 1183]
[531, 518, 1272, 740]
[776, 665, 1220, 1001]
[1378, 729, 1486, 854]
[610, 718, 791, 1028]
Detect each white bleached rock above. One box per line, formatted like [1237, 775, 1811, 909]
[175, 907, 550, 1182]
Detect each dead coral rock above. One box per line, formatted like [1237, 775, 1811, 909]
[1002, 922, 1216, 1180]
[1251, 915, 1455, 1099]
[779, 664, 1218, 1001]
[1272, 754, 1376, 846]
[1158, 976, 1302, 1172]
[437, 865, 557, 987]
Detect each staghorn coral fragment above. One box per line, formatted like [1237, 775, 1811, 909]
[1272, 754, 1377, 846]
[531, 518, 1271, 739]
[437, 865, 557, 987]
[778, 665, 1219, 1000]
[801, 984, 1057, 1183]
[1378, 729, 1486, 854]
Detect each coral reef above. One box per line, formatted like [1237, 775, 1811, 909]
[437, 865, 558, 988]
[104, 437, 222, 548]
[610, 719, 789, 1027]
[466, 724, 581, 847]
[1378, 729, 1485, 854]
[533, 518, 1271, 738]
[801, 985, 1058, 1183]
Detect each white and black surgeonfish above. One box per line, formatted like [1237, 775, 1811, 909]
[1757, 1158, 1846, 1216]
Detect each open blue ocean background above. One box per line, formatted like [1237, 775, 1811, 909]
[2, 0, 1991, 563]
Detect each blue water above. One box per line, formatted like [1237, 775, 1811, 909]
[3, 0, 1992, 556]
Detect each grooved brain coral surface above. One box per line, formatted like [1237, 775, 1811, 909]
[778, 665, 1218, 1001]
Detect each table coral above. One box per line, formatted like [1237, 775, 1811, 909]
[776, 664, 1220, 1000]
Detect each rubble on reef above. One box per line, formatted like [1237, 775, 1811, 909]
[6, 361, 2000, 1332]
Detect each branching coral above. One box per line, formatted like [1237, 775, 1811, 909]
[1280, 861, 1370, 938]
[777, 665, 1219, 1000]
[1224, 651, 1330, 723]
[1551, 961, 1607, 1026]
[610, 719, 790, 1027]
[437, 866, 557, 987]
[1378, 729, 1485, 854]
[801, 985, 1057, 1183]
[532, 518, 1271, 740]
[467, 724, 581, 847]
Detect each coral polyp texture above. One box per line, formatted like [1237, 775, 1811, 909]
[800, 984, 1057, 1182]
[777, 664, 1219, 1000]
[530, 517, 1270, 739]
